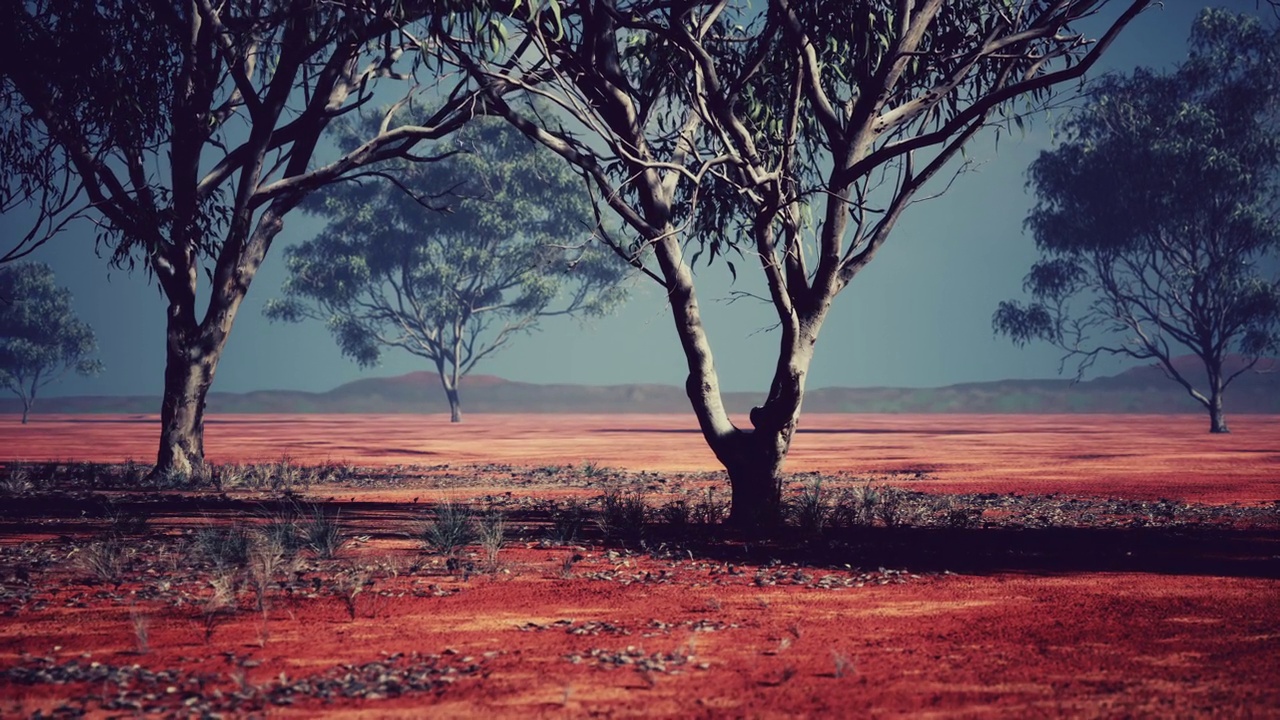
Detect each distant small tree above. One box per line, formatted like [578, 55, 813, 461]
[995, 9, 1280, 434]
[266, 118, 628, 422]
[0, 263, 102, 423]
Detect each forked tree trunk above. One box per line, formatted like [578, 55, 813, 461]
[652, 224, 821, 531]
[151, 213, 284, 478]
[20, 399, 30, 424]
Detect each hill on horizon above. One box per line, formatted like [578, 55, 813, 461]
[4, 356, 1277, 416]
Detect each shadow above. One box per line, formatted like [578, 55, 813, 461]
[591, 427, 994, 435]
[2, 494, 1276, 581]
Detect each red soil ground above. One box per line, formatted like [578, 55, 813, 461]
[3, 413, 1278, 503]
[1, 413, 1277, 718]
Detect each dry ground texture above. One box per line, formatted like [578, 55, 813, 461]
[0, 413, 1277, 718]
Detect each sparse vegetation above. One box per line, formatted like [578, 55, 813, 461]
[598, 489, 648, 543]
[302, 507, 348, 559]
[416, 502, 477, 556]
[77, 539, 129, 584]
[335, 565, 371, 621]
[547, 499, 590, 545]
[477, 511, 506, 570]
[201, 571, 238, 643]
[1, 464, 34, 496]
[790, 481, 830, 536]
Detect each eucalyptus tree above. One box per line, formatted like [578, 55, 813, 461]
[434, 0, 1152, 526]
[995, 9, 1280, 434]
[0, 263, 101, 423]
[0, 1, 505, 475]
[266, 118, 627, 422]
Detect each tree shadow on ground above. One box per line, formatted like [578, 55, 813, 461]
[1, 493, 1276, 580]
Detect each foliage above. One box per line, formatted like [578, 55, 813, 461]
[597, 489, 648, 543]
[995, 9, 1280, 431]
[266, 117, 628, 421]
[0, 263, 101, 421]
[0, 0, 499, 473]
[547, 498, 590, 545]
[302, 507, 348, 560]
[433, 0, 1153, 526]
[416, 502, 477, 556]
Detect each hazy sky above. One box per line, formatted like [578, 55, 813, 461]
[9, 2, 1268, 398]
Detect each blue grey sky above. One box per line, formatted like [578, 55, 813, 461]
[12, 2, 1268, 398]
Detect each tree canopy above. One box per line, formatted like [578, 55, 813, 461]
[433, 0, 1153, 525]
[267, 117, 627, 421]
[0, 0, 500, 473]
[995, 8, 1280, 433]
[0, 263, 101, 423]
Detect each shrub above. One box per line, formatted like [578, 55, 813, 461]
[477, 510, 506, 569]
[580, 460, 609, 479]
[77, 539, 130, 584]
[598, 489, 648, 543]
[692, 487, 728, 526]
[247, 531, 284, 612]
[789, 480, 830, 535]
[547, 499, 589, 545]
[302, 506, 347, 559]
[659, 497, 692, 529]
[1, 464, 34, 496]
[335, 564, 371, 620]
[191, 526, 253, 571]
[832, 482, 881, 527]
[874, 487, 928, 527]
[416, 502, 476, 556]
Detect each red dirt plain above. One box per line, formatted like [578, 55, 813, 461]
[0, 413, 1278, 718]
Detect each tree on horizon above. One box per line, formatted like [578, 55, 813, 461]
[0, 262, 101, 423]
[995, 9, 1280, 434]
[267, 118, 628, 422]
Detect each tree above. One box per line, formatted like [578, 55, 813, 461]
[994, 9, 1280, 434]
[0, 1, 504, 476]
[266, 118, 627, 422]
[0, 263, 101, 423]
[433, 0, 1152, 527]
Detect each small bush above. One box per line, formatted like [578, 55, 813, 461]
[580, 460, 609, 479]
[598, 489, 648, 543]
[789, 481, 830, 536]
[659, 497, 692, 529]
[477, 511, 506, 569]
[417, 502, 476, 556]
[77, 539, 130, 584]
[100, 500, 150, 536]
[201, 571, 238, 643]
[1, 464, 34, 496]
[335, 565, 371, 620]
[302, 507, 347, 559]
[547, 499, 589, 545]
[693, 487, 729, 526]
[247, 531, 284, 611]
[876, 487, 927, 527]
[191, 526, 254, 570]
[832, 482, 881, 527]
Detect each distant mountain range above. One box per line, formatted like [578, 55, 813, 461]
[5, 355, 1277, 416]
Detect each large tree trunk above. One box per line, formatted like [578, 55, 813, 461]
[651, 225, 821, 531]
[151, 212, 284, 478]
[435, 360, 463, 423]
[20, 399, 30, 424]
[446, 386, 462, 423]
[155, 312, 225, 477]
[1208, 377, 1229, 434]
